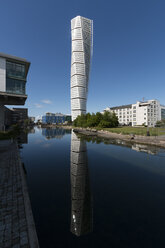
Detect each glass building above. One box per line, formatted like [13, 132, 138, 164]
[0, 52, 30, 130]
[0, 52, 30, 105]
[70, 16, 93, 121]
[42, 113, 71, 124]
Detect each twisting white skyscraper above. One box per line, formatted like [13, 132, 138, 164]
[71, 16, 93, 121]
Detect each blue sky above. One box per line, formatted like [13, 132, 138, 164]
[0, 0, 165, 118]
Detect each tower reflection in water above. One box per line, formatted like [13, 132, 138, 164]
[70, 131, 92, 236]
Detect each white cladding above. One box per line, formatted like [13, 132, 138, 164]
[0, 57, 6, 92]
[71, 16, 93, 121]
[103, 99, 164, 127]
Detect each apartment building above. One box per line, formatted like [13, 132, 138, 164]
[103, 100, 165, 127]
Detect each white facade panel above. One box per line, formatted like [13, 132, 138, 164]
[71, 52, 84, 64]
[71, 87, 86, 99]
[71, 110, 86, 121]
[71, 63, 85, 76]
[71, 16, 93, 121]
[72, 40, 84, 52]
[71, 98, 86, 110]
[71, 28, 83, 40]
[0, 57, 6, 92]
[71, 75, 86, 88]
[71, 16, 82, 30]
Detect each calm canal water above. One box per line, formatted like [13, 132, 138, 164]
[21, 127, 165, 248]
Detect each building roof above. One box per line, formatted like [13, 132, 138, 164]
[0, 52, 30, 63]
[110, 104, 132, 110]
[0, 52, 30, 77]
[45, 112, 66, 117]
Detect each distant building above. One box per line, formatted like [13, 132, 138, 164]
[2, 107, 28, 128]
[11, 108, 28, 124]
[102, 99, 165, 127]
[42, 113, 71, 124]
[0, 52, 30, 130]
[29, 117, 35, 123]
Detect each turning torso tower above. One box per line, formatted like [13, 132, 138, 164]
[71, 16, 93, 121]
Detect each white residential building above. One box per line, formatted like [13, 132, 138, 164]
[103, 100, 165, 127]
[70, 16, 93, 121]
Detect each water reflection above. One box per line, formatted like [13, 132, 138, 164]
[75, 133, 165, 155]
[42, 128, 70, 140]
[70, 130, 92, 236]
[131, 143, 161, 154]
[17, 131, 28, 144]
[17, 128, 35, 148]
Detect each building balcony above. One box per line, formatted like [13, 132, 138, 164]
[0, 91, 27, 105]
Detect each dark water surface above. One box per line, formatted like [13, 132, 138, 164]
[21, 127, 165, 248]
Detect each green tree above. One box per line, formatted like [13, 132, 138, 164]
[73, 111, 118, 128]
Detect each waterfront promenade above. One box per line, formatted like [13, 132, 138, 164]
[0, 140, 39, 248]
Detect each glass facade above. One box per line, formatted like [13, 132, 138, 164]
[6, 61, 25, 79]
[6, 78, 26, 95]
[161, 109, 165, 120]
[6, 61, 26, 95]
[42, 114, 71, 124]
[42, 115, 65, 124]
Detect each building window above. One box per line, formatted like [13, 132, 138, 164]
[161, 109, 165, 119]
[6, 61, 26, 80]
[6, 78, 26, 95]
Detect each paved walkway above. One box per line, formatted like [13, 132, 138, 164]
[0, 140, 39, 248]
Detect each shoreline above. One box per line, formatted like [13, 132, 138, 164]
[61, 126, 165, 148]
